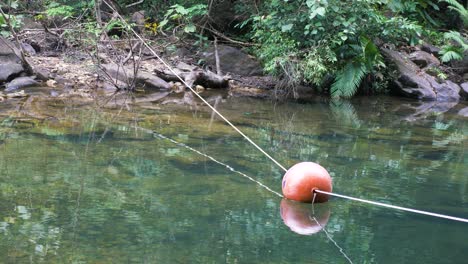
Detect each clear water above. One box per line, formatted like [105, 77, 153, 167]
[0, 95, 466, 263]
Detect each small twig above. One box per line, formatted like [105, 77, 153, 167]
[126, 0, 144, 8]
[214, 36, 222, 76]
[122, 42, 141, 65]
[204, 26, 258, 47]
[95, 0, 103, 28]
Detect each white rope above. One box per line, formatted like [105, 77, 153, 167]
[315, 190, 468, 223]
[101, 0, 287, 173]
[152, 130, 284, 197]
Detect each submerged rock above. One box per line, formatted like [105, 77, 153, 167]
[5, 76, 38, 92]
[458, 107, 468, 117]
[382, 48, 460, 102]
[402, 101, 458, 121]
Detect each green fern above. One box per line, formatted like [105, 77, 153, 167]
[440, 46, 464, 62]
[331, 62, 367, 98]
[439, 31, 467, 62]
[440, 0, 468, 26]
[444, 31, 468, 49]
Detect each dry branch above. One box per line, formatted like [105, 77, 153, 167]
[154, 66, 228, 89]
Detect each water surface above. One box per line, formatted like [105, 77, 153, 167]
[0, 95, 466, 263]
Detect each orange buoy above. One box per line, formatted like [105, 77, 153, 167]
[280, 198, 330, 235]
[282, 162, 332, 203]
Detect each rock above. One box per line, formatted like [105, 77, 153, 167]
[460, 82, 468, 99]
[21, 42, 36, 55]
[131, 11, 145, 32]
[20, 17, 43, 30]
[101, 63, 171, 90]
[0, 37, 24, 82]
[409, 51, 440, 68]
[382, 48, 460, 102]
[0, 63, 24, 83]
[402, 101, 458, 121]
[5, 90, 27, 98]
[32, 65, 52, 81]
[202, 45, 263, 76]
[5, 76, 38, 92]
[103, 80, 129, 90]
[451, 53, 468, 76]
[458, 107, 468, 117]
[421, 43, 440, 56]
[46, 79, 57, 87]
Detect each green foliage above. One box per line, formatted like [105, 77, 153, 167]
[331, 37, 384, 98]
[440, 0, 468, 26]
[0, 1, 22, 37]
[45, 2, 75, 19]
[439, 31, 468, 62]
[251, 0, 416, 98]
[159, 4, 207, 34]
[387, 0, 442, 26]
[331, 62, 367, 98]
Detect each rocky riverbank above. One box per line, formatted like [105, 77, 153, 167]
[0, 25, 467, 117]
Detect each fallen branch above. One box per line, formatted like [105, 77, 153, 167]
[203, 26, 258, 47]
[154, 65, 228, 89]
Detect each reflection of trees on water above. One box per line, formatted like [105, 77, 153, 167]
[0, 98, 466, 263]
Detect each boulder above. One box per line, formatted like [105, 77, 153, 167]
[451, 52, 468, 77]
[32, 65, 52, 81]
[409, 51, 440, 68]
[460, 82, 468, 99]
[0, 37, 24, 82]
[5, 76, 38, 92]
[20, 16, 43, 30]
[421, 43, 440, 56]
[21, 42, 37, 55]
[101, 63, 171, 90]
[131, 11, 145, 32]
[382, 48, 460, 102]
[202, 45, 263, 76]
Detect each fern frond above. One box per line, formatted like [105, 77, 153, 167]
[440, 49, 463, 62]
[331, 62, 367, 99]
[441, 0, 468, 25]
[443, 31, 468, 50]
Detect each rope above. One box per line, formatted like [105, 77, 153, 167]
[151, 130, 284, 198]
[101, 0, 287, 173]
[309, 215, 354, 264]
[315, 190, 468, 223]
[102, 0, 468, 225]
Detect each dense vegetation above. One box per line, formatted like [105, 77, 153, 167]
[1, 0, 467, 98]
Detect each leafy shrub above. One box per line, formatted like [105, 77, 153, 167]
[159, 4, 207, 34]
[251, 0, 424, 98]
[438, 0, 468, 63]
[0, 1, 23, 37]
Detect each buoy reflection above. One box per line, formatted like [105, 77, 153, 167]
[280, 198, 331, 235]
